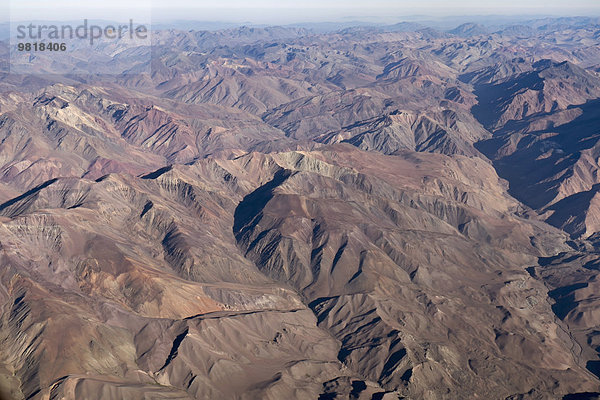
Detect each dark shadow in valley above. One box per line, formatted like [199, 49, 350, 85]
[474, 98, 600, 210]
[547, 282, 588, 319]
[233, 169, 292, 240]
[563, 392, 600, 400]
[470, 70, 544, 129]
[0, 178, 58, 216]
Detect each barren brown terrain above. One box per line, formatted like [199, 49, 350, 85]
[1, 16, 600, 399]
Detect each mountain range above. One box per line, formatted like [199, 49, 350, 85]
[1, 16, 600, 400]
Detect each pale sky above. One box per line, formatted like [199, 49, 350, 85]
[4, 0, 600, 23]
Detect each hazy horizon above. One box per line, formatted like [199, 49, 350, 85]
[2, 0, 600, 24]
[2, 13, 600, 28]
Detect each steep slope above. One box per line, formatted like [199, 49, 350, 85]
[0, 83, 299, 195]
[262, 84, 489, 157]
[0, 158, 385, 400]
[476, 94, 600, 239]
[472, 60, 600, 130]
[232, 145, 596, 398]
[316, 108, 488, 157]
[0, 144, 598, 399]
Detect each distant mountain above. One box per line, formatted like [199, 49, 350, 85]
[382, 21, 427, 32]
[152, 20, 243, 31]
[449, 22, 489, 37]
[497, 24, 536, 37]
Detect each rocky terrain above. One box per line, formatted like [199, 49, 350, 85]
[1, 16, 600, 399]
